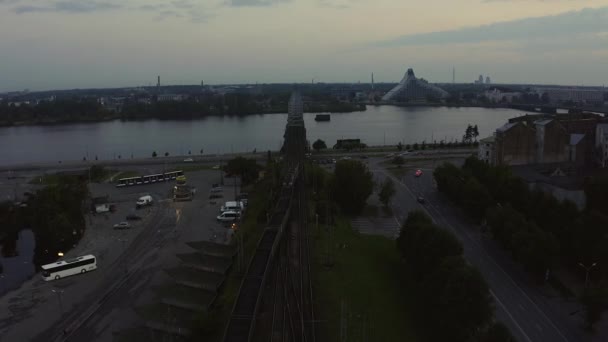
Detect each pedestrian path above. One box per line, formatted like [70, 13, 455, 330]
[351, 216, 400, 239]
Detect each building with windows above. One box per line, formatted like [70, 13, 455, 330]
[491, 114, 603, 166]
[381, 68, 449, 102]
[535, 87, 604, 105]
[596, 123, 608, 167]
[478, 136, 496, 164]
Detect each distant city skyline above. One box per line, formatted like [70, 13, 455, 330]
[1, 1, 607, 92]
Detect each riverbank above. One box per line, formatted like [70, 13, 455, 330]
[0, 104, 366, 128]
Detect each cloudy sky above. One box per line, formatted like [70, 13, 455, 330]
[0, 0, 607, 91]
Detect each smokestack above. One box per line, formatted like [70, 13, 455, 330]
[371, 73, 374, 90]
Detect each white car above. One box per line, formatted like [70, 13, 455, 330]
[217, 211, 240, 222]
[183, 158, 194, 162]
[113, 222, 132, 230]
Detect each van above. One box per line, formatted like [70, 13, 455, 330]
[217, 211, 240, 222]
[221, 201, 244, 213]
[136, 195, 153, 208]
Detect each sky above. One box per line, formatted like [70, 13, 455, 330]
[0, 0, 607, 91]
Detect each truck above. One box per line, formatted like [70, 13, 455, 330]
[136, 195, 153, 208]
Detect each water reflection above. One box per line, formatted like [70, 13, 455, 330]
[0, 229, 36, 296]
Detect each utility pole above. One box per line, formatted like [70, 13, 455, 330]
[52, 289, 64, 315]
[578, 262, 597, 288]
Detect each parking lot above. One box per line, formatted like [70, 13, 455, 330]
[0, 166, 244, 341]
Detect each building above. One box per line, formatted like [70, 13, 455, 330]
[484, 88, 521, 103]
[596, 123, 608, 167]
[535, 87, 604, 105]
[381, 68, 449, 102]
[493, 115, 602, 166]
[485, 76, 491, 84]
[478, 136, 495, 164]
[157, 94, 187, 102]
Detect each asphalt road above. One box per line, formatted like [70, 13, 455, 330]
[369, 158, 588, 342]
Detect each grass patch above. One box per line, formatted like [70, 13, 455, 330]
[361, 204, 380, 217]
[549, 276, 576, 299]
[386, 166, 411, 179]
[170, 164, 215, 173]
[313, 217, 419, 341]
[111, 171, 140, 181]
[29, 173, 67, 185]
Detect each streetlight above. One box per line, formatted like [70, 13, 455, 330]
[52, 289, 65, 314]
[578, 262, 597, 288]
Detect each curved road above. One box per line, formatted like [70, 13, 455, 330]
[369, 158, 588, 342]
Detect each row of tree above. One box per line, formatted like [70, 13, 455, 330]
[0, 174, 89, 267]
[434, 156, 608, 328]
[397, 211, 514, 342]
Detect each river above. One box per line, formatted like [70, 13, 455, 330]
[0, 229, 36, 296]
[0, 105, 529, 166]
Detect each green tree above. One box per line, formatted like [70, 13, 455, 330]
[89, 165, 107, 183]
[152, 151, 157, 158]
[397, 142, 403, 151]
[476, 322, 515, 342]
[330, 160, 373, 215]
[164, 152, 169, 157]
[473, 125, 480, 142]
[225, 157, 260, 185]
[312, 139, 327, 151]
[421, 257, 493, 342]
[378, 178, 396, 208]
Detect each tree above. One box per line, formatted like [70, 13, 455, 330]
[164, 152, 169, 157]
[397, 142, 403, 151]
[463, 124, 474, 144]
[330, 160, 374, 215]
[473, 125, 480, 141]
[476, 322, 515, 342]
[225, 157, 260, 185]
[312, 139, 327, 151]
[378, 178, 396, 208]
[421, 256, 493, 342]
[200, 148, 204, 154]
[152, 151, 157, 158]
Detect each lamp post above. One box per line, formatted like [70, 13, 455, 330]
[52, 289, 65, 314]
[578, 262, 597, 289]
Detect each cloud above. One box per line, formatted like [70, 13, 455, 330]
[14, 1, 122, 14]
[376, 6, 608, 46]
[224, 0, 291, 7]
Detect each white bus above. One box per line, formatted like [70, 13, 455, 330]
[41, 254, 97, 281]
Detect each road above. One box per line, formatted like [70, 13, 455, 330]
[368, 158, 588, 342]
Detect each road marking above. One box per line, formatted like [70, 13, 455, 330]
[491, 289, 533, 342]
[380, 168, 570, 342]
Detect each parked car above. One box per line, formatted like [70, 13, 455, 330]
[126, 214, 142, 221]
[113, 222, 132, 230]
[415, 169, 423, 177]
[221, 201, 245, 213]
[216, 211, 241, 223]
[136, 195, 153, 208]
[417, 196, 425, 204]
[183, 158, 194, 162]
[236, 193, 249, 207]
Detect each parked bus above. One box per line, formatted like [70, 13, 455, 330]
[116, 170, 184, 187]
[41, 254, 97, 281]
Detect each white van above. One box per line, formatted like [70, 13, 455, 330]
[217, 211, 240, 222]
[136, 195, 153, 208]
[220, 201, 244, 213]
